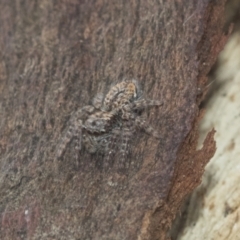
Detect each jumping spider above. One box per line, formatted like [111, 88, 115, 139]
[56, 79, 162, 168]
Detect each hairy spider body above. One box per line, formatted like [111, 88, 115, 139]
[56, 79, 162, 168]
[82, 132, 110, 154]
[56, 108, 115, 158]
[83, 110, 117, 133]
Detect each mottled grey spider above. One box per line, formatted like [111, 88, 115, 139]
[56, 79, 162, 168]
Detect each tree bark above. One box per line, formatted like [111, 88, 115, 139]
[0, 1, 229, 239]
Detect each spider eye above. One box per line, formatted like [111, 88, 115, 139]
[93, 120, 103, 127]
[91, 121, 96, 126]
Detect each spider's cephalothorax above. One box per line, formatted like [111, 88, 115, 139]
[102, 79, 140, 111]
[56, 79, 163, 168]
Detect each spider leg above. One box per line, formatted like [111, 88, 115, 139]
[104, 128, 121, 169]
[75, 105, 95, 119]
[83, 133, 98, 154]
[120, 99, 162, 121]
[56, 105, 94, 159]
[92, 93, 104, 110]
[56, 123, 77, 159]
[118, 122, 134, 169]
[73, 119, 83, 164]
[136, 99, 163, 109]
[135, 116, 160, 139]
[125, 99, 163, 111]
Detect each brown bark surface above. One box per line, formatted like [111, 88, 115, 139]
[0, 1, 229, 239]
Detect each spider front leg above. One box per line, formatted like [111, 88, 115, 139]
[123, 99, 163, 113]
[135, 116, 161, 139]
[56, 105, 94, 159]
[56, 122, 79, 159]
[134, 99, 163, 109]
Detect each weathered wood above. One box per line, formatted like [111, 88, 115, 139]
[176, 30, 240, 240]
[0, 0, 229, 239]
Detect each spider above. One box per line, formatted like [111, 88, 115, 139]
[56, 79, 162, 168]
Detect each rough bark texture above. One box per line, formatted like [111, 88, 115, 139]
[172, 2, 240, 238]
[177, 31, 240, 239]
[0, 1, 229, 239]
